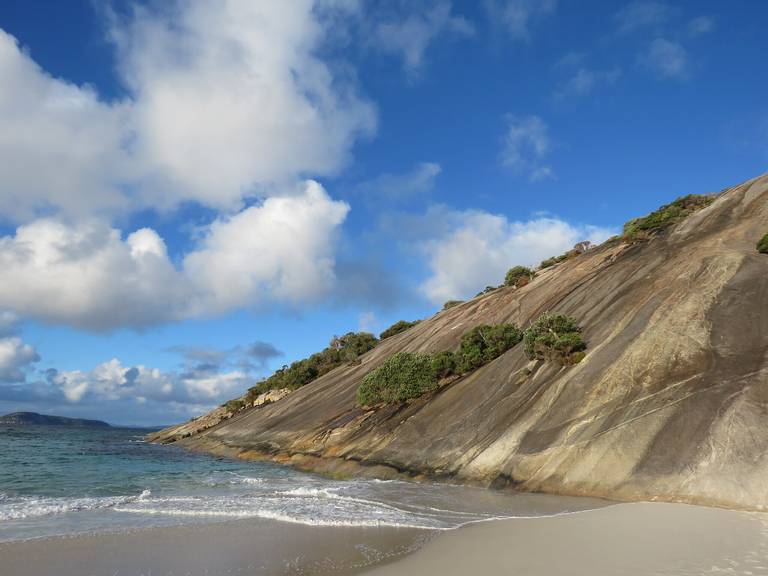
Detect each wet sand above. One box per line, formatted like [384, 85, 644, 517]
[3, 502, 767, 575]
[0, 518, 430, 576]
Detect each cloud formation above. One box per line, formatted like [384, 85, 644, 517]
[419, 208, 615, 303]
[0, 340, 283, 425]
[0, 337, 40, 383]
[0, 2, 375, 222]
[0, 181, 349, 330]
[371, 1, 474, 74]
[500, 115, 554, 181]
[485, 0, 557, 40]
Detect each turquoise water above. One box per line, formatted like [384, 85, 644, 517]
[0, 425, 604, 542]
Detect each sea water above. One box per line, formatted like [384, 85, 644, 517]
[0, 425, 603, 543]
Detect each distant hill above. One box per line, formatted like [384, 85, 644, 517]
[0, 412, 111, 428]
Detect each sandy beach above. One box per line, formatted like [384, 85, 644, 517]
[2, 500, 767, 575]
[367, 501, 768, 576]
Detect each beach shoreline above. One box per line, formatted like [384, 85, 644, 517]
[2, 501, 767, 576]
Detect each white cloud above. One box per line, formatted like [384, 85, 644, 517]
[0, 1, 375, 222]
[643, 38, 689, 79]
[614, 1, 671, 34]
[0, 30, 134, 222]
[500, 115, 554, 181]
[184, 181, 350, 315]
[0, 337, 40, 383]
[0, 181, 349, 330]
[50, 357, 249, 406]
[419, 209, 615, 303]
[485, 0, 557, 40]
[372, 1, 474, 74]
[113, 0, 376, 210]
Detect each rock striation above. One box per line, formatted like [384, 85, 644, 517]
[152, 174, 768, 511]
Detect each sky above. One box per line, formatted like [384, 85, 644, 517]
[0, 0, 765, 426]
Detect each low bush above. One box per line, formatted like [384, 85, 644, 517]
[443, 300, 464, 310]
[540, 250, 578, 269]
[356, 352, 438, 406]
[355, 322, 526, 407]
[430, 351, 457, 379]
[758, 234, 768, 254]
[523, 313, 586, 365]
[224, 399, 245, 413]
[504, 266, 535, 287]
[246, 331, 379, 398]
[622, 194, 714, 241]
[380, 320, 420, 340]
[456, 323, 523, 373]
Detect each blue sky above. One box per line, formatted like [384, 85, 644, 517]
[0, 0, 765, 425]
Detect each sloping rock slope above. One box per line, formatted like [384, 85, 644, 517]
[153, 174, 768, 511]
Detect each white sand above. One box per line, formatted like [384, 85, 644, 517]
[365, 502, 768, 576]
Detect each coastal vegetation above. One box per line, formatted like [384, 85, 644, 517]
[504, 266, 535, 287]
[246, 332, 378, 401]
[523, 313, 586, 365]
[622, 194, 714, 241]
[356, 352, 438, 405]
[380, 319, 420, 339]
[758, 234, 768, 254]
[357, 322, 523, 406]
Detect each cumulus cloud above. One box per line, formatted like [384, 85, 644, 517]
[0, 1, 375, 222]
[371, 1, 474, 74]
[485, 0, 557, 40]
[500, 115, 554, 181]
[0, 337, 40, 383]
[419, 209, 615, 303]
[49, 357, 249, 406]
[642, 38, 689, 79]
[0, 30, 134, 222]
[0, 181, 349, 330]
[112, 0, 376, 210]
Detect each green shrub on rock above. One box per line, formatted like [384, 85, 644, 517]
[247, 331, 379, 397]
[380, 320, 420, 340]
[431, 351, 457, 379]
[504, 266, 535, 287]
[523, 314, 586, 365]
[622, 194, 714, 241]
[456, 323, 523, 373]
[757, 234, 768, 254]
[356, 352, 438, 406]
[443, 300, 464, 310]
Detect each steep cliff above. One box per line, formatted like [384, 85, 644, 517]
[153, 174, 768, 511]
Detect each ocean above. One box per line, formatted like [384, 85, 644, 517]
[0, 425, 603, 545]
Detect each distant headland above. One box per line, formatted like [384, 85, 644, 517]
[0, 412, 111, 428]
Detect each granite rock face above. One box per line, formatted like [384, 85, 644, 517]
[154, 174, 768, 511]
